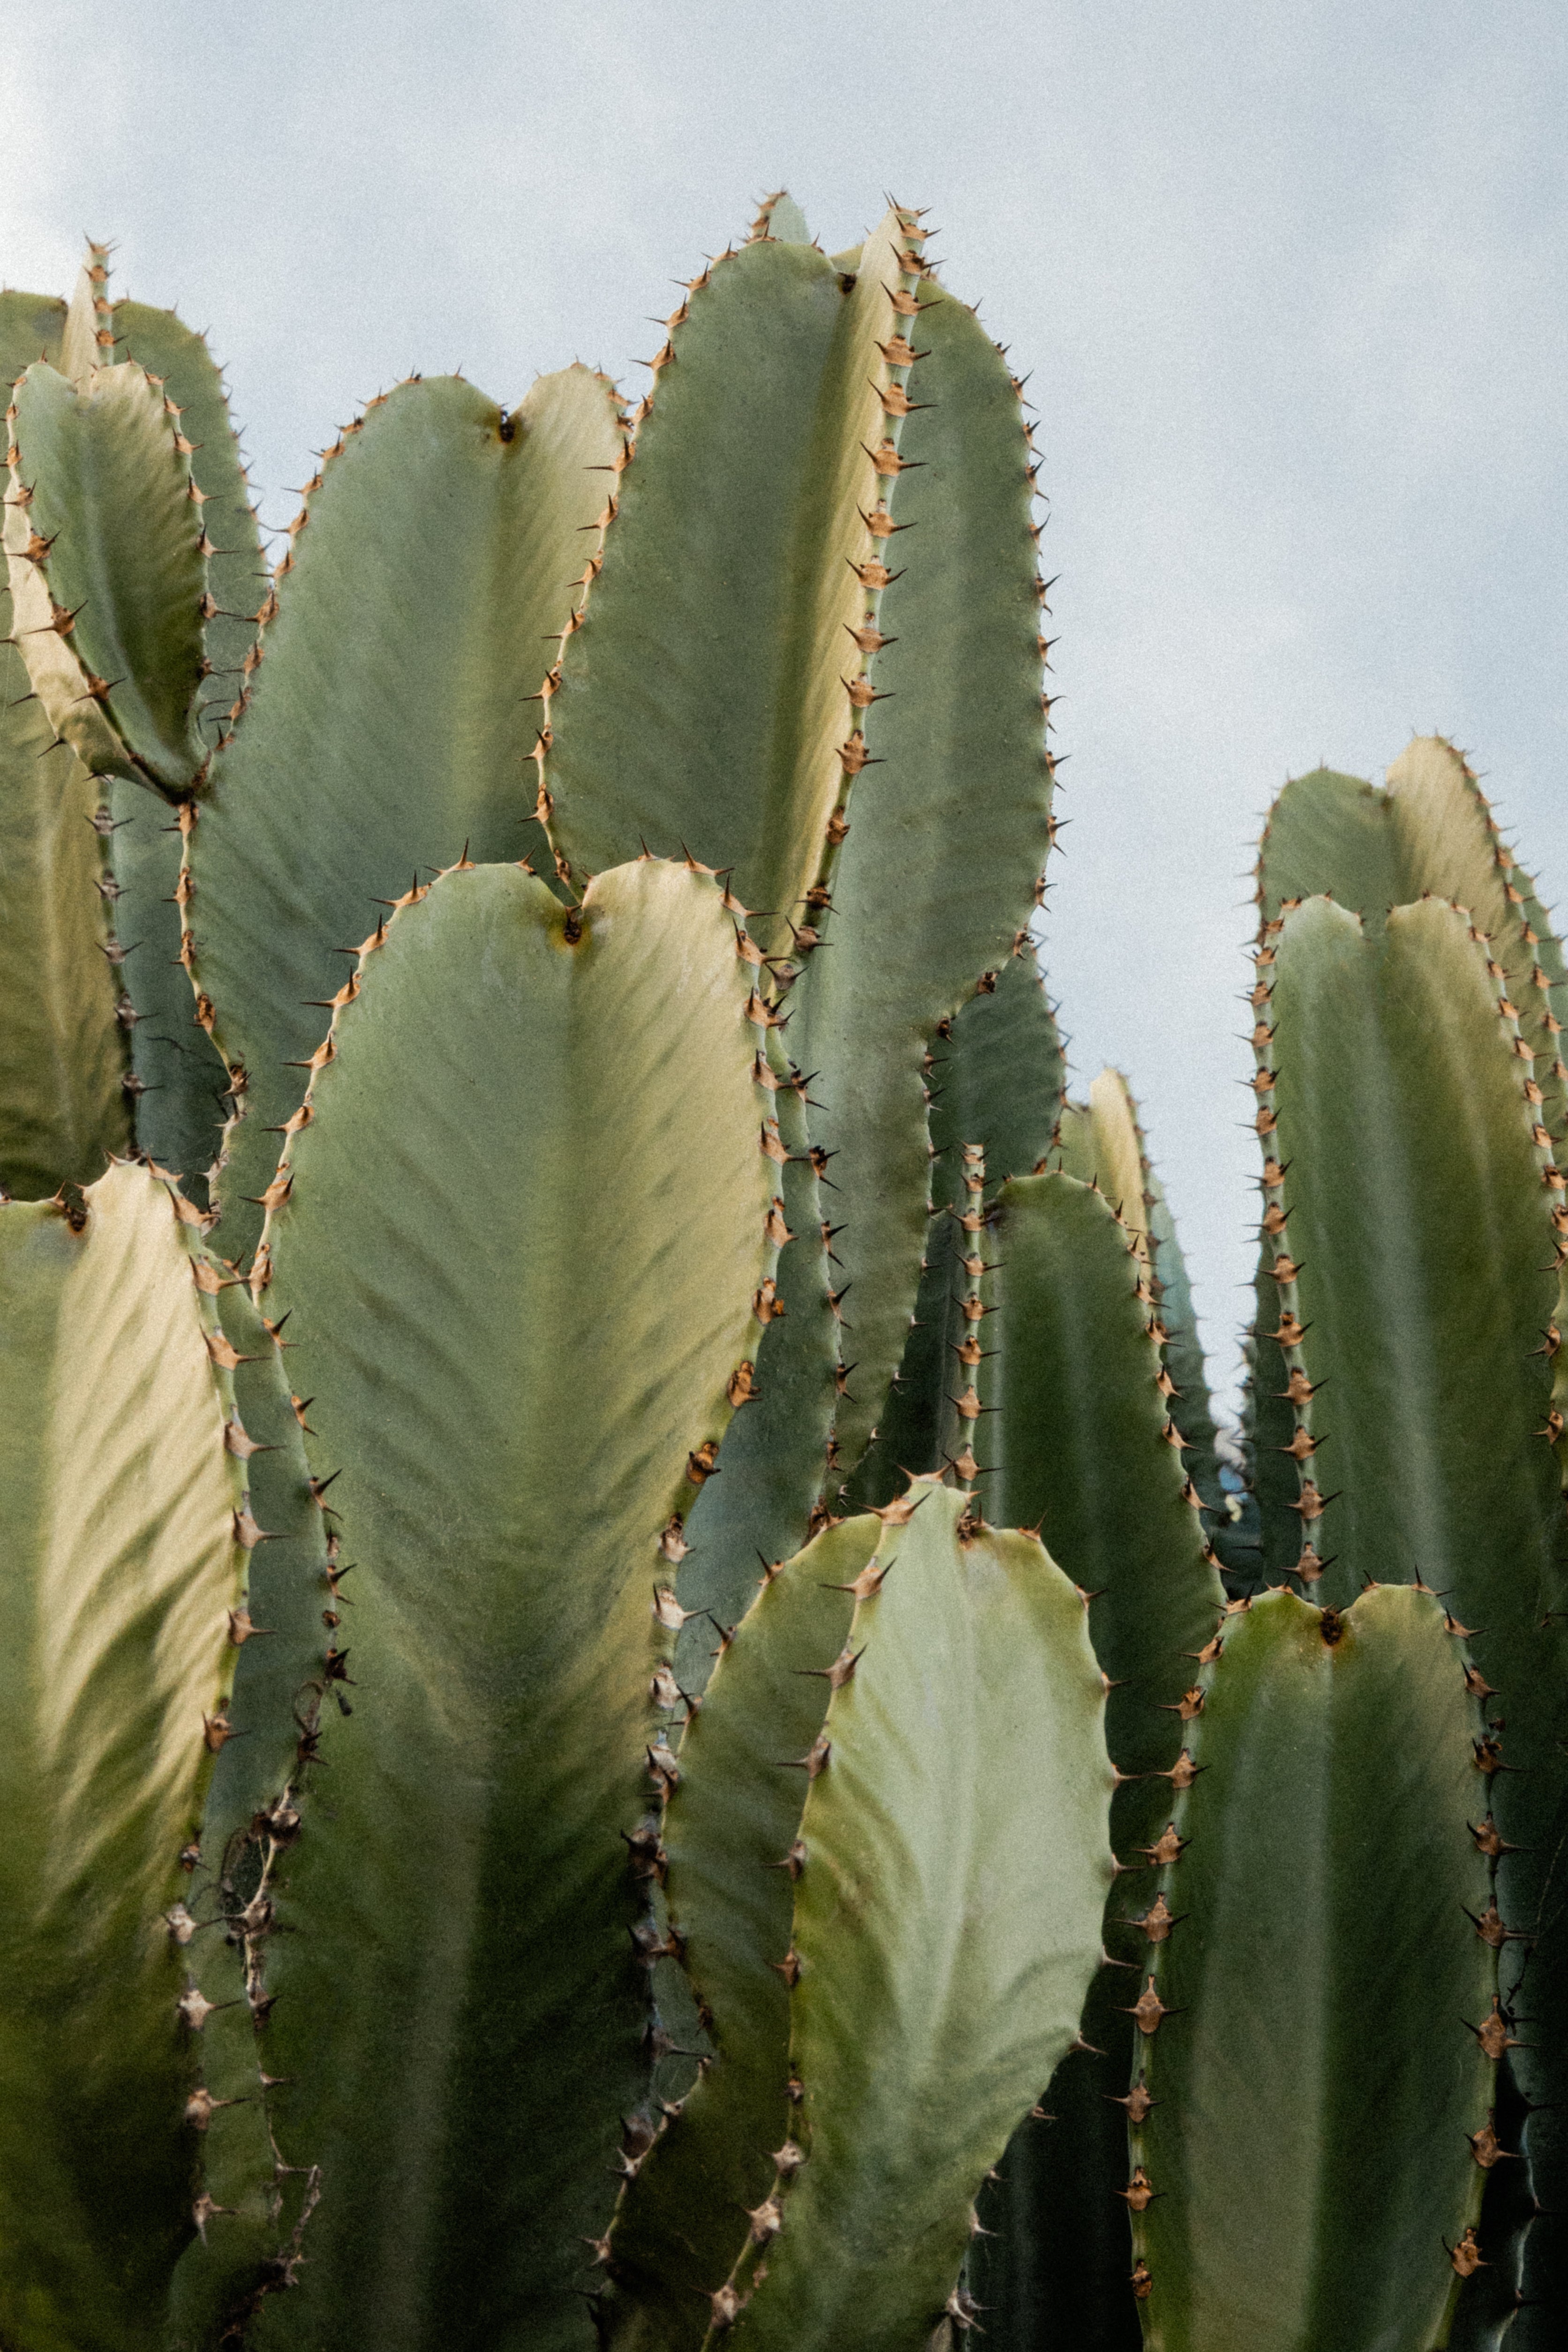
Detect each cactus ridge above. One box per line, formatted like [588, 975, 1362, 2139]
[109, 292, 269, 747]
[99, 286, 271, 1191]
[0, 246, 266, 1199]
[1052, 1067, 1229, 1543]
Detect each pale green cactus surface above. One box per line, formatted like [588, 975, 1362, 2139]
[0, 194, 1564, 2352]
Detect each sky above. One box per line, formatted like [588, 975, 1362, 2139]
[5, 0, 1564, 1410]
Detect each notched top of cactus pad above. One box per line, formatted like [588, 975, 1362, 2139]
[1247, 890, 1560, 1611]
[1257, 735, 1568, 1106]
[4, 349, 212, 793]
[229, 852, 784, 2345]
[186, 362, 626, 1269]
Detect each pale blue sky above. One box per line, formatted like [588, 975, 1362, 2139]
[6, 0, 1564, 1407]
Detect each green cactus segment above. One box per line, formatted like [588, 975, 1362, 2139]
[1257, 739, 1568, 1123]
[186, 365, 624, 1267]
[102, 781, 233, 1193]
[112, 301, 269, 744]
[1133, 1586, 1496, 2352]
[166, 1279, 337, 2341]
[0, 289, 66, 379]
[986, 1144, 1221, 1604]
[1050, 1072, 1230, 1538]
[4, 358, 210, 791]
[967, 1170, 1222, 2352]
[750, 190, 813, 244]
[1256, 890, 1568, 2326]
[543, 213, 912, 941]
[984, 1167, 1224, 1802]
[796, 287, 1053, 1479]
[1145, 1176, 1225, 1523]
[600, 1517, 877, 2348]
[675, 1033, 838, 1683]
[59, 247, 111, 383]
[718, 1488, 1115, 2349]
[1254, 894, 1559, 1604]
[0, 1161, 248, 2351]
[0, 281, 264, 1192]
[928, 945, 1064, 1189]
[0, 622, 129, 1195]
[1053, 1069, 1146, 1224]
[852, 942, 1063, 1508]
[242, 858, 772, 2350]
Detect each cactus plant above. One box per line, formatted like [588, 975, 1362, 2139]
[3, 190, 1566, 2352]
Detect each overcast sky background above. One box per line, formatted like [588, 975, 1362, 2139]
[5, 1, 1563, 1410]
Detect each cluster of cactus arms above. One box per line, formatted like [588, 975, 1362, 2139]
[0, 198, 1564, 2352]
